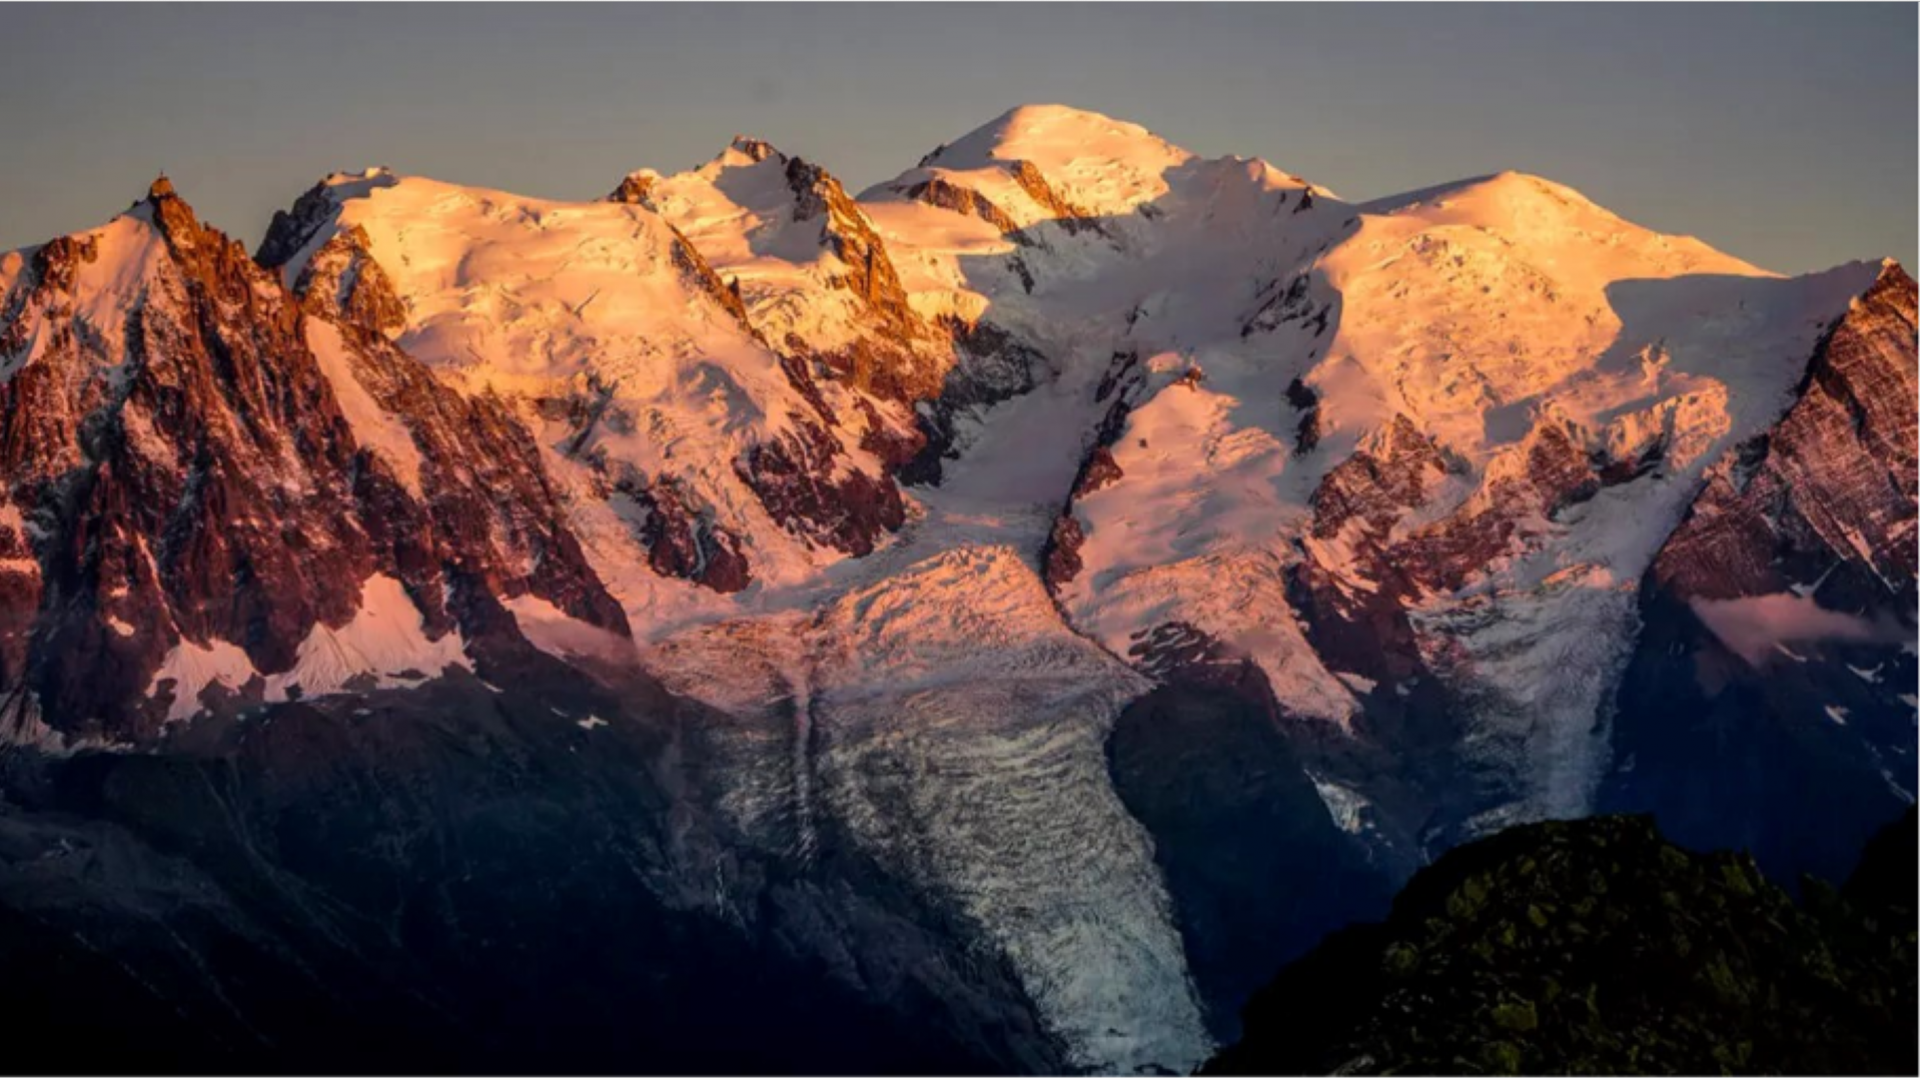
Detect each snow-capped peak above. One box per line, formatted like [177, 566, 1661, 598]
[926, 104, 1183, 172]
[898, 103, 1194, 223]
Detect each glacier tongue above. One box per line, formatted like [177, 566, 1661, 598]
[651, 546, 1212, 1073]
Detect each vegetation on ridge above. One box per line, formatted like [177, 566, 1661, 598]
[1204, 810, 1917, 1076]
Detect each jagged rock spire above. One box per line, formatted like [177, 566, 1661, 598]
[729, 135, 780, 163]
[607, 172, 658, 207]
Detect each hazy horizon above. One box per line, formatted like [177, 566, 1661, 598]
[2, 4, 1913, 272]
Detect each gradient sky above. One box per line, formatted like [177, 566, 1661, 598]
[3, 4, 1913, 273]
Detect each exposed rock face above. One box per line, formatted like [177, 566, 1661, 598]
[1280, 406, 1648, 855]
[1289, 414, 1448, 687]
[787, 160, 908, 317]
[255, 174, 357, 270]
[1308, 414, 1448, 548]
[289, 224, 407, 332]
[1041, 513, 1086, 592]
[728, 135, 779, 163]
[1398, 422, 1601, 595]
[739, 422, 907, 558]
[0, 182, 622, 743]
[611, 143, 983, 524]
[265, 169, 922, 592]
[1647, 264, 1917, 601]
[774, 153, 947, 407]
[321, 319, 630, 637]
[899, 316, 1050, 486]
[1283, 376, 1321, 453]
[1299, 412, 1607, 601]
[1005, 159, 1108, 239]
[605, 171, 658, 207]
[899, 175, 1024, 237]
[1600, 264, 1918, 886]
[1242, 273, 1331, 340]
[667, 225, 757, 333]
[1039, 370, 1140, 594]
[1072, 447, 1122, 498]
[622, 474, 752, 594]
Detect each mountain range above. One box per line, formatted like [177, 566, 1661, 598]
[0, 104, 1912, 1074]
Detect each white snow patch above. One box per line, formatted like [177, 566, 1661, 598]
[148, 574, 466, 721]
[503, 594, 632, 662]
[266, 574, 468, 700]
[306, 320, 426, 499]
[148, 637, 257, 722]
[1308, 771, 1371, 834]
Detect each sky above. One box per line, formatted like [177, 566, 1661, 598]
[2, 5, 1912, 273]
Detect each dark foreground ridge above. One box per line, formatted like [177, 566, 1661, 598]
[1204, 810, 1917, 1077]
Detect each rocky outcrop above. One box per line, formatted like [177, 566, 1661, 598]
[605, 171, 658, 208]
[0, 182, 623, 742]
[1283, 376, 1321, 453]
[1005, 159, 1108, 239]
[256, 175, 353, 270]
[606, 171, 759, 333]
[1241, 273, 1331, 340]
[1600, 264, 1918, 886]
[1039, 361, 1142, 594]
[777, 154, 944, 406]
[728, 135, 779, 163]
[665, 224, 756, 333]
[1283, 412, 1622, 853]
[899, 176, 1024, 238]
[738, 422, 907, 558]
[900, 317, 1050, 486]
[1287, 415, 1447, 687]
[289, 224, 407, 332]
[1397, 422, 1601, 594]
[622, 474, 752, 594]
[1647, 264, 1917, 601]
[1040, 513, 1085, 593]
[1307, 414, 1447, 546]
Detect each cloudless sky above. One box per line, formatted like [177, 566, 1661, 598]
[2, 4, 1912, 272]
